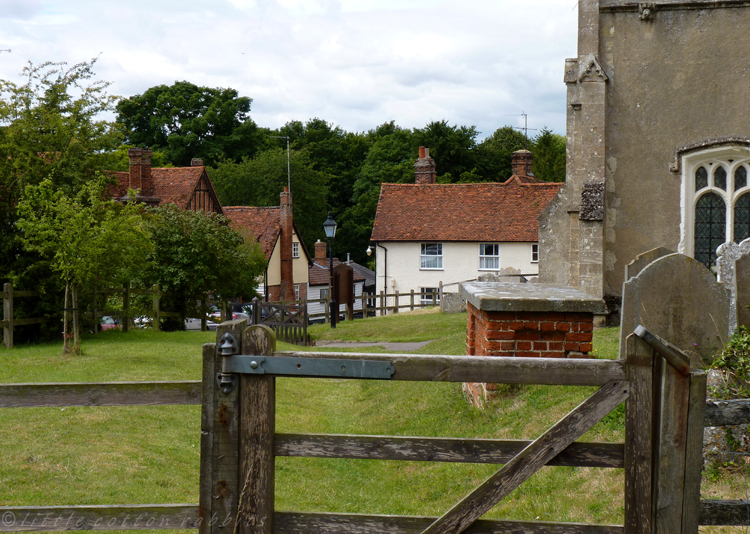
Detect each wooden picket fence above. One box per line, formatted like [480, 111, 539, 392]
[0, 320, 749, 531]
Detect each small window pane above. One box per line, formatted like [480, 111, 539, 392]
[694, 192, 726, 268]
[479, 243, 499, 270]
[715, 167, 727, 191]
[735, 166, 748, 191]
[695, 167, 708, 190]
[735, 193, 750, 243]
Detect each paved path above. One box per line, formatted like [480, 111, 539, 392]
[313, 340, 436, 351]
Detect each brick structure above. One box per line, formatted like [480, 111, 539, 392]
[414, 146, 436, 185]
[467, 305, 595, 358]
[461, 281, 606, 406]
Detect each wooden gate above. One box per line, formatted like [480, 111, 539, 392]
[200, 320, 707, 534]
[249, 298, 307, 345]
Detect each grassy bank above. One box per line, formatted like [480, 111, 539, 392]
[0, 315, 661, 530]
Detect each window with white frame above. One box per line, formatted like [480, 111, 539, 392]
[531, 243, 539, 263]
[679, 146, 750, 268]
[292, 242, 299, 258]
[420, 287, 440, 305]
[420, 243, 443, 269]
[320, 288, 329, 301]
[479, 243, 500, 270]
[294, 284, 300, 301]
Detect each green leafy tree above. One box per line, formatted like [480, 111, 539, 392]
[116, 81, 268, 166]
[531, 128, 566, 182]
[413, 120, 479, 182]
[138, 205, 266, 329]
[0, 59, 122, 284]
[16, 175, 150, 353]
[209, 148, 330, 251]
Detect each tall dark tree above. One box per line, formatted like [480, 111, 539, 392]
[209, 148, 330, 251]
[413, 120, 479, 182]
[476, 125, 530, 180]
[531, 128, 566, 182]
[116, 81, 267, 166]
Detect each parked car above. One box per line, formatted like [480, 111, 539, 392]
[100, 316, 119, 331]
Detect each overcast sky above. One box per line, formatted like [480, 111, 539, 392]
[0, 0, 579, 140]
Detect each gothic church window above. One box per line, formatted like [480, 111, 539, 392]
[680, 147, 750, 269]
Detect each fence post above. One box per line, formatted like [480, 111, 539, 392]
[201, 295, 208, 332]
[72, 284, 79, 350]
[624, 333, 656, 534]
[432, 288, 437, 307]
[199, 319, 246, 534]
[3, 283, 13, 349]
[122, 282, 131, 333]
[439, 281, 443, 306]
[683, 370, 707, 533]
[324, 294, 330, 324]
[238, 325, 276, 534]
[394, 290, 399, 314]
[92, 284, 98, 335]
[346, 302, 353, 321]
[410, 290, 415, 312]
[152, 284, 161, 332]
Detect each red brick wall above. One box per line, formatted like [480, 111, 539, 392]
[267, 283, 307, 303]
[466, 302, 594, 358]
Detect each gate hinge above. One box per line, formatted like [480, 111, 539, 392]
[226, 355, 395, 379]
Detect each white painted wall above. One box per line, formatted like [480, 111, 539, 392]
[374, 241, 539, 309]
[308, 281, 365, 318]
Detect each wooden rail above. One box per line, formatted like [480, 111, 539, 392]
[2, 322, 750, 530]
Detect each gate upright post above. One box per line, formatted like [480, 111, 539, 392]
[237, 325, 276, 534]
[199, 318, 246, 534]
[624, 334, 656, 534]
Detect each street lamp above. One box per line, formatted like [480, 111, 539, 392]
[323, 212, 338, 328]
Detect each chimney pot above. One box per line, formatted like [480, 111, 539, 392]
[419, 146, 426, 158]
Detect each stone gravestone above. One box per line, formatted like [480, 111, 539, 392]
[716, 238, 750, 334]
[736, 253, 750, 330]
[624, 246, 674, 281]
[619, 253, 730, 366]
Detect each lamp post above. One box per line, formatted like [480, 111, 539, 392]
[323, 212, 337, 328]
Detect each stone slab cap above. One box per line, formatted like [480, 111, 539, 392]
[460, 282, 607, 314]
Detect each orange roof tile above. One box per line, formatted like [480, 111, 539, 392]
[223, 206, 281, 259]
[109, 167, 222, 213]
[371, 180, 562, 242]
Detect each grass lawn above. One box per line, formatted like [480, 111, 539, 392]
[0, 314, 736, 532]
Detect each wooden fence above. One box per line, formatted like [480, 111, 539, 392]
[1, 320, 749, 531]
[1, 283, 49, 349]
[249, 299, 307, 345]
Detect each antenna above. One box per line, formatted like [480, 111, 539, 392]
[505, 112, 537, 149]
[270, 135, 291, 191]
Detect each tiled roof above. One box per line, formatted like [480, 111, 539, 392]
[309, 259, 366, 286]
[109, 167, 221, 212]
[223, 206, 281, 259]
[371, 180, 562, 242]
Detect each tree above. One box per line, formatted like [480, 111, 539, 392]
[476, 125, 530, 180]
[16, 175, 150, 352]
[209, 148, 330, 251]
[413, 120, 480, 182]
[531, 128, 566, 182]
[0, 59, 123, 342]
[117, 81, 267, 166]
[138, 205, 266, 329]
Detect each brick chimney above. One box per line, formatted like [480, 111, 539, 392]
[415, 146, 437, 185]
[511, 149, 533, 178]
[191, 158, 204, 166]
[279, 187, 295, 302]
[315, 240, 327, 262]
[127, 148, 153, 192]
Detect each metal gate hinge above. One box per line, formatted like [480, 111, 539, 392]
[226, 355, 395, 379]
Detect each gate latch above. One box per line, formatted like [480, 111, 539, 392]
[226, 355, 395, 380]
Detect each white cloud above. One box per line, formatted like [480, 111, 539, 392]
[0, 0, 578, 138]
